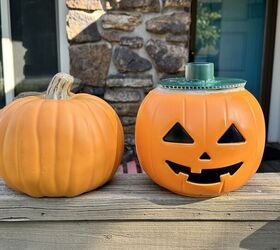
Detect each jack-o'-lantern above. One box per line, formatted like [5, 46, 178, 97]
[0, 73, 124, 197]
[135, 63, 265, 197]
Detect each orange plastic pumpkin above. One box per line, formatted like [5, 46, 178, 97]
[136, 63, 265, 197]
[0, 73, 124, 197]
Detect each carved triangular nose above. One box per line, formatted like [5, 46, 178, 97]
[199, 152, 211, 160]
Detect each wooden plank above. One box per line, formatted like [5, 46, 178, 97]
[0, 221, 279, 249]
[0, 173, 280, 222]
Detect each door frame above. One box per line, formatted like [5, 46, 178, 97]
[1, 0, 15, 103]
[0, 0, 69, 104]
[268, 0, 280, 143]
[189, 0, 278, 136]
[56, 0, 69, 74]
[260, 0, 278, 134]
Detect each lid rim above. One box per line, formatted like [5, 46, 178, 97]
[158, 77, 247, 90]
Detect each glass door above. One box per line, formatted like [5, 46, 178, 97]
[194, 0, 266, 99]
[10, 0, 58, 95]
[0, 0, 63, 106]
[0, 7, 5, 107]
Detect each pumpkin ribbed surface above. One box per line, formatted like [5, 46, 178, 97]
[0, 75, 123, 197]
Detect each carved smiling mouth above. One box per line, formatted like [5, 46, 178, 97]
[166, 160, 243, 184]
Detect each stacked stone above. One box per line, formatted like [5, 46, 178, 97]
[105, 74, 153, 146]
[66, 0, 191, 149]
[67, 0, 110, 97]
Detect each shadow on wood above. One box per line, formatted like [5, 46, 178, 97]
[239, 217, 280, 250]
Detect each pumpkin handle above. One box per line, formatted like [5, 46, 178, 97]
[45, 73, 74, 100]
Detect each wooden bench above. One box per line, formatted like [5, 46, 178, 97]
[0, 173, 280, 249]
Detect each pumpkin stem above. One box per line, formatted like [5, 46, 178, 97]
[45, 73, 74, 100]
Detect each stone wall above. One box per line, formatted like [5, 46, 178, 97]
[66, 0, 192, 150]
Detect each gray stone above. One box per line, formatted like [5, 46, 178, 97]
[145, 39, 188, 73]
[146, 12, 190, 34]
[70, 42, 112, 86]
[124, 125, 135, 134]
[100, 30, 124, 42]
[105, 0, 119, 9]
[101, 12, 142, 31]
[124, 134, 135, 145]
[110, 102, 141, 116]
[81, 85, 105, 97]
[161, 72, 185, 79]
[107, 74, 153, 87]
[104, 88, 144, 102]
[144, 86, 154, 93]
[121, 116, 136, 125]
[117, 0, 160, 13]
[71, 81, 84, 93]
[163, 0, 191, 8]
[66, 10, 102, 43]
[113, 47, 152, 73]
[166, 34, 189, 44]
[66, 0, 103, 10]
[120, 36, 144, 48]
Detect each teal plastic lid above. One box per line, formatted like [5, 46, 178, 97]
[158, 62, 246, 90]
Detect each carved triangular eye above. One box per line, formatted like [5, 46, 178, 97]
[163, 123, 194, 143]
[218, 124, 245, 143]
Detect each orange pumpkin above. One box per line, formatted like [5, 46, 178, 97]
[0, 73, 124, 197]
[135, 63, 265, 197]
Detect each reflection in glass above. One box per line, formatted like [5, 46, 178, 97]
[195, 0, 266, 99]
[10, 0, 58, 95]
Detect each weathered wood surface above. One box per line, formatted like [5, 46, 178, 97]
[0, 173, 280, 222]
[0, 221, 279, 250]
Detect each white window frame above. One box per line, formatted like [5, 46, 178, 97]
[56, 0, 69, 73]
[268, 0, 280, 143]
[0, 0, 69, 104]
[1, 0, 15, 103]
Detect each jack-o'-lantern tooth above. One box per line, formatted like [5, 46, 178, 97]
[189, 168, 202, 174]
[220, 173, 231, 182]
[178, 172, 189, 180]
